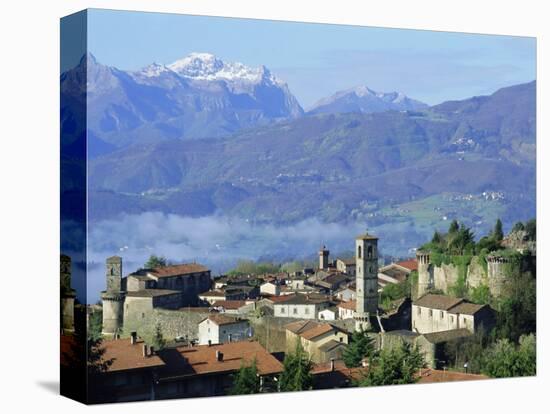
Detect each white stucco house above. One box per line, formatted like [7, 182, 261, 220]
[198, 314, 251, 345]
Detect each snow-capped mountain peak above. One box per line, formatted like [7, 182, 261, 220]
[138, 62, 171, 78]
[167, 52, 281, 85]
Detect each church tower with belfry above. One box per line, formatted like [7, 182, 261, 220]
[354, 231, 379, 331]
[101, 256, 126, 338]
[319, 245, 330, 270]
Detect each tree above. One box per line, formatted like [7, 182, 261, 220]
[358, 342, 426, 386]
[88, 309, 103, 341]
[230, 359, 260, 395]
[512, 221, 525, 233]
[144, 255, 167, 269]
[448, 220, 459, 234]
[150, 323, 166, 351]
[431, 231, 444, 245]
[482, 334, 536, 378]
[343, 329, 376, 368]
[279, 341, 313, 392]
[493, 219, 504, 241]
[525, 219, 536, 241]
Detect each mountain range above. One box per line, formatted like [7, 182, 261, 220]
[61, 54, 536, 256]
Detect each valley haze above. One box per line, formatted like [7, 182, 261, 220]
[60, 51, 535, 303]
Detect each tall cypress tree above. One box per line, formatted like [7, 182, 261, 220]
[279, 341, 313, 392]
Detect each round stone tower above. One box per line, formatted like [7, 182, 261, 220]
[487, 255, 509, 297]
[101, 256, 125, 338]
[319, 245, 330, 270]
[354, 231, 379, 332]
[416, 251, 431, 299]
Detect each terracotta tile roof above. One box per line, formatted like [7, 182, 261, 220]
[417, 368, 488, 383]
[448, 302, 487, 315]
[285, 320, 344, 341]
[301, 324, 338, 340]
[414, 294, 464, 311]
[396, 259, 418, 271]
[211, 300, 248, 310]
[101, 339, 282, 378]
[148, 263, 209, 278]
[100, 339, 166, 372]
[337, 300, 356, 310]
[265, 294, 296, 303]
[126, 289, 181, 298]
[201, 314, 248, 326]
[160, 341, 283, 379]
[285, 320, 322, 335]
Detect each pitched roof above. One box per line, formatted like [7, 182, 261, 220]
[395, 259, 418, 271]
[448, 302, 487, 315]
[413, 294, 464, 310]
[421, 328, 473, 344]
[337, 258, 356, 266]
[147, 263, 209, 278]
[100, 339, 166, 372]
[318, 339, 347, 352]
[275, 293, 331, 305]
[101, 339, 282, 377]
[160, 341, 283, 379]
[201, 314, 248, 326]
[417, 368, 488, 383]
[284, 320, 344, 341]
[126, 289, 181, 298]
[211, 300, 248, 310]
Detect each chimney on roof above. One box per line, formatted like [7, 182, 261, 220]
[142, 344, 148, 357]
[130, 331, 137, 345]
[330, 358, 335, 372]
[216, 350, 224, 362]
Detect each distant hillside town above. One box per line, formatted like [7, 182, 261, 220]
[60, 218, 536, 402]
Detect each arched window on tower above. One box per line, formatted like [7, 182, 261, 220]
[367, 245, 373, 259]
[358, 245, 362, 259]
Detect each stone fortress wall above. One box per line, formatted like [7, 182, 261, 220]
[415, 251, 511, 299]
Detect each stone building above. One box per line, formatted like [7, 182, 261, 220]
[101, 256, 212, 338]
[412, 294, 495, 334]
[354, 232, 379, 331]
[285, 320, 349, 363]
[273, 293, 332, 319]
[260, 281, 281, 296]
[319, 245, 330, 270]
[198, 314, 251, 345]
[60, 254, 76, 334]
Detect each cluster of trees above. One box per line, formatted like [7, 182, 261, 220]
[227, 259, 281, 276]
[343, 329, 426, 386]
[443, 331, 536, 378]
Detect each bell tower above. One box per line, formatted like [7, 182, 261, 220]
[355, 231, 379, 331]
[319, 245, 330, 270]
[101, 256, 125, 337]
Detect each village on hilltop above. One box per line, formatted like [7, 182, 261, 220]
[60, 219, 536, 403]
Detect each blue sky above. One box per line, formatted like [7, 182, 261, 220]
[83, 8, 536, 107]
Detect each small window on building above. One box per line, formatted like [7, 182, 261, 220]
[463, 317, 467, 324]
[417, 307, 421, 315]
[440, 311, 444, 319]
[429, 309, 433, 317]
[367, 245, 373, 259]
[141, 313, 145, 319]
[293, 308, 298, 315]
[358, 245, 362, 259]
[281, 308, 285, 314]
[340, 337, 343, 342]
